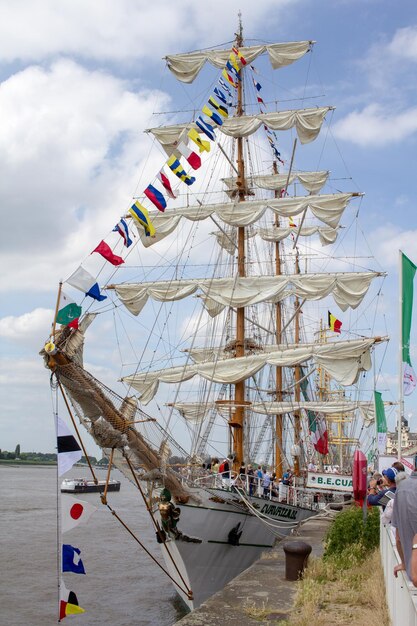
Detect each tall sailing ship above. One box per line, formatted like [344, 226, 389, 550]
[42, 22, 387, 610]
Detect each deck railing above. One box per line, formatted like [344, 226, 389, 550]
[380, 520, 417, 625]
[185, 472, 343, 510]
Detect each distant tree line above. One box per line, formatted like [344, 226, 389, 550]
[169, 455, 187, 470]
[0, 450, 57, 462]
[0, 447, 108, 465]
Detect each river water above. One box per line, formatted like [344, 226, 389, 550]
[1, 465, 187, 625]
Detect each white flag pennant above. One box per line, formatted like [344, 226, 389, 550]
[55, 415, 82, 476]
[403, 362, 417, 396]
[66, 266, 106, 302]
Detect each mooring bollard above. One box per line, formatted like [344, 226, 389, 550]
[283, 541, 312, 581]
[329, 503, 343, 511]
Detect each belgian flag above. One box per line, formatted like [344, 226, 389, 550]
[328, 311, 342, 334]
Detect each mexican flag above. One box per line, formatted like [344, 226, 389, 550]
[56, 292, 82, 329]
[402, 253, 417, 395]
[308, 411, 329, 455]
[300, 370, 329, 455]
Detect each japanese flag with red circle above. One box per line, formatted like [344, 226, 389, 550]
[61, 495, 97, 533]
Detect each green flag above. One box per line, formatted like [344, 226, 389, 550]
[374, 390, 387, 453]
[367, 447, 376, 464]
[56, 292, 82, 328]
[402, 253, 417, 395]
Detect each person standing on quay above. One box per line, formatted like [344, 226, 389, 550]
[367, 467, 397, 507]
[392, 459, 417, 584]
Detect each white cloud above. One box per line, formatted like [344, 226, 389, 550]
[0, 355, 101, 453]
[366, 24, 417, 97]
[179, 309, 228, 345]
[332, 103, 417, 147]
[0, 59, 172, 291]
[369, 224, 417, 269]
[376, 370, 398, 389]
[0, 308, 54, 347]
[0, 356, 55, 451]
[0, 0, 296, 64]
[388, 26, 417, 63]
[0, 355, 48, 386]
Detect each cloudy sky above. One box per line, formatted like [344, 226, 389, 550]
[1, 0, 417, 455]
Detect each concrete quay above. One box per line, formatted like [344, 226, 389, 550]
[175, 515, 333, 626]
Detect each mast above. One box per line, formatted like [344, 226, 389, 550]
[293, 251, 301, 476]
[274, 140, 297, 478]
[230, 17, 245, 470]
[273, 160, 283, 478]
[398, 249, 403, 460]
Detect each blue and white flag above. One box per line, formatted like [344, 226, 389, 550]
[62, 544, 86, 574]
[67, 266, 107, 302]
[218, 77, 233, 97]
[214, 87, 232, 106]
[195, 116, 216, 141]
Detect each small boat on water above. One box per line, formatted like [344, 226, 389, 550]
[61, 478, 121, 493]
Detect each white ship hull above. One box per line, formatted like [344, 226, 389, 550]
[159, 486, 316, 610]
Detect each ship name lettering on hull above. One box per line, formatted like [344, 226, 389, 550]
[260, 503, 298, 520]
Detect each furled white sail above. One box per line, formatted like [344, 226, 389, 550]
[223, 108, 332, 143]
[170, 400, 376, 421]
[251, 400, 375, 416]
[214, 225, 339, 254]
[135, 193, 355, 247]
[165, 41, 313, 83]
[222, 171, 330, 196]
[185, 344, 279, 364]
[147, 107, 333, 153]
[112, 272, 382, 317]
[258, 226, 338, 245]
[122, 337, 387, 405]
[170, 395, 384, 439]
[169, 402, 213, 422]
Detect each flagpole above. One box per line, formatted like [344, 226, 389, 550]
[52, 281, 63, 341]
[57, 445, 62, 623]
[53, 395, 62, 622]
[374, 390, 378, 467]
[398, 250, 403, 461]
[58, 381, 98, 483]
